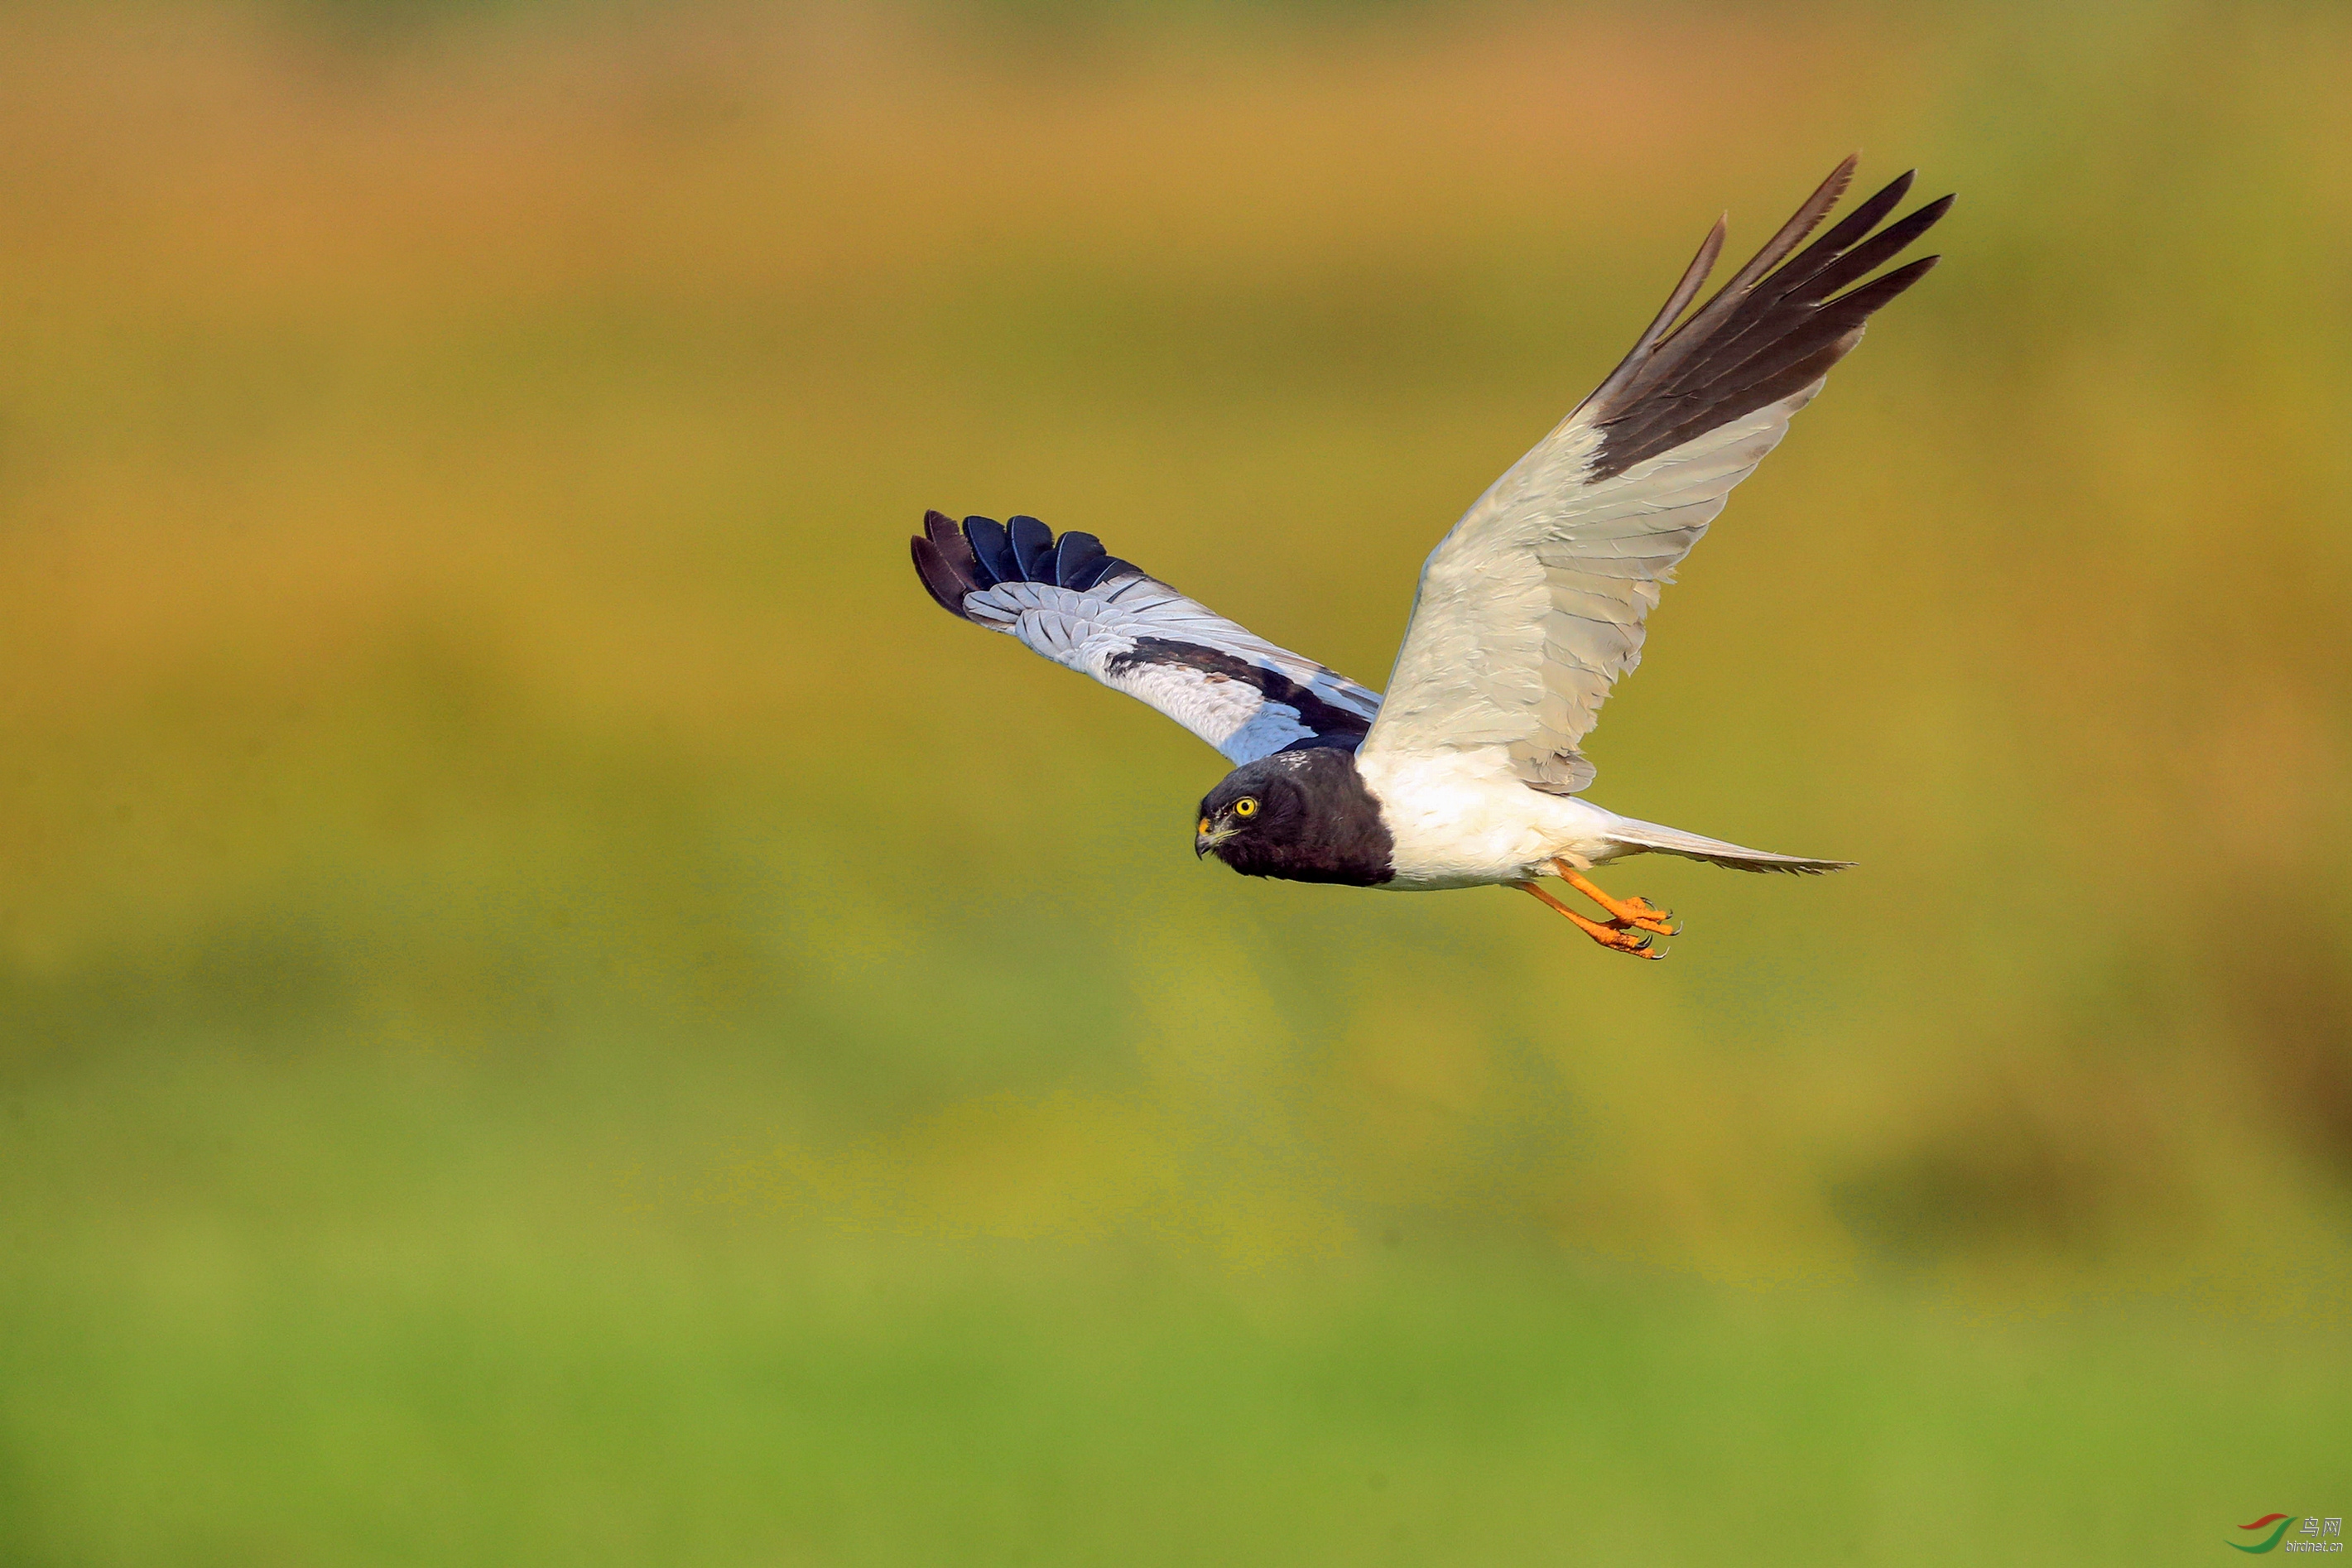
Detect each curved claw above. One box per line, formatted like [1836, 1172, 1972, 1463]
[1594, 926, 1661, 960]
[1611, 896, 1680, 937]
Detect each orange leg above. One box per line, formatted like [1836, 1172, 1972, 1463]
[1554, 862, 1681, 937]
[1514, 882, 1664, 959]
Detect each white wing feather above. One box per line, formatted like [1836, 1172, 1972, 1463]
[961, 572, 1381, 765]
[916, 164, 1945, 793]
[1361, 159, 1946, 794]
[913, 512, 1381, 767]
[1361, 382, 1821, 791]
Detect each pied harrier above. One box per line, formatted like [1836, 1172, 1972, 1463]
[912, 158, 1949, 957]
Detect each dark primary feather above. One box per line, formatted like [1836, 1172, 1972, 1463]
[909, 510, 1141, 624]
[1008, 514, 1056, 580]
[965, 516, 1019, 586]
[1051, 531, 1112, 589]
[910, 512, 979, 613]
[1582, 157, 1952, 482]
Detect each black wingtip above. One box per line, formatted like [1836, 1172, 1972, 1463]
[911, 509, 1152, 618]
[1007, 515, 1055, 580]
[1792, 193, 1954, 305]
[963, 516, 1017, 586]
[1050, 530, 1112, 590]
[926, 507, 984, 581]
[1585, 160, 1954, 480]
[911, 532, 976, 618]
[1827, 251, 1941, 313]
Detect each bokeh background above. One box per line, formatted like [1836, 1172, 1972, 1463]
[2, 0, 2348, 1561]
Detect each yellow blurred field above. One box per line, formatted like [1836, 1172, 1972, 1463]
[0, 1, 2347, 1561]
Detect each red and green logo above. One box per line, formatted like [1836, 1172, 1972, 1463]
[2231, 1516, 2296, 1554]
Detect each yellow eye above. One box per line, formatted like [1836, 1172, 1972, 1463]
[1234, 797, 1258, 817]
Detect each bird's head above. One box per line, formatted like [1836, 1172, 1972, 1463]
[1194, 756, 1306, 874]
[1193, 746, 1392, 886]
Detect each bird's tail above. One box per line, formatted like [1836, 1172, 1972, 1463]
[1602, 817, 1853, 875]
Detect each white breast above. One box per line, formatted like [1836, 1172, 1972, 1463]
[1354, 748, 1630, 890]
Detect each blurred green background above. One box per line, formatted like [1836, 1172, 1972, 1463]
[2, 0, 2348, 1561]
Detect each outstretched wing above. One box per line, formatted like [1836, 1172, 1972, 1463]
[911, 510, 1382, 764]
[1360, 157, 1950, 793]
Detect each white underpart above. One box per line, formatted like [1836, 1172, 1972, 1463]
[1353, 748, 1835, 889]
[1354, 748, 1636, 890]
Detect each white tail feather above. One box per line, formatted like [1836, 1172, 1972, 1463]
[1603, 818, 1852, 875]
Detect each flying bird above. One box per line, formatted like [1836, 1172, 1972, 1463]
[911, 157, 1949, 958]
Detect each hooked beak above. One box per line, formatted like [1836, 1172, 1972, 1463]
[1195, 815, 1234, 859]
